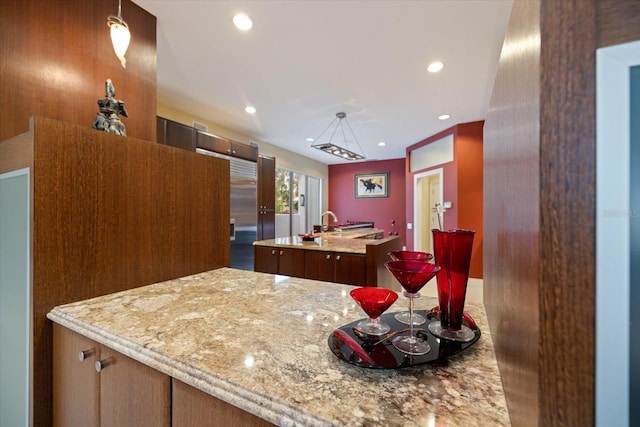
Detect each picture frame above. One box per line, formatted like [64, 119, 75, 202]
[354, 172, 389, 199]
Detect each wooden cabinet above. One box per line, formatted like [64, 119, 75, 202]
[254, 246, 305, 277]
[196, 130, 258, 162]
[254, 246, 279, 274]
[257, 155, 276, 240]
[157, 116, 196, 151]
[0, 117, 230, 426]
[305, 251, 366, 286]
[172, 379, 274, 427]
[53, 324, 171, 427]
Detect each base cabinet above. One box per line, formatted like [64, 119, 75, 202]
[172, 379, 274, 427]
[254, 246, 305, 277]
[53, 324, 171, 427]
[305, 251, 366, 286]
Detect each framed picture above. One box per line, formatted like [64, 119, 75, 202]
[354, 172, 389, 198]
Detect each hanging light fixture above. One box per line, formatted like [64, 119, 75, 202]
[311, 112, 366, 161]
[107, 0, 131, 68]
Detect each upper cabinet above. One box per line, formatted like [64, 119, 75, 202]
[157, 117, 195, 151]
[157, 116, 258, 162]
[196, 130, 258, 162]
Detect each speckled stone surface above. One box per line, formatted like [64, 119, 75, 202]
[253, 228, 388, 254]
[47, 268, 510, 427]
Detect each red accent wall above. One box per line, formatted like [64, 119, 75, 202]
[329, 158, 406, 244]
[405, 121, 484, 278]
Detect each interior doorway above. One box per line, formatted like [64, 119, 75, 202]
[413, 168, 443, 254]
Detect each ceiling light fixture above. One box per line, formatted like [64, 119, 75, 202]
[378, 141, 386, 147]
[245, 106, 256, 114]
[427, 61, 444, 73]
[311, 112, 365, 161]
[107, 0, 131, 68]
[233, 13, 253, 31]
[438, 114, 450, 120]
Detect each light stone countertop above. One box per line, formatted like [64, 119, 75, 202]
[47, 268, 510, 427]
[253, 228, 390, 254]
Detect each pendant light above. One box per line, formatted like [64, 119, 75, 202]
[311, 112, 366, 161]
[107, 0, 131, 68]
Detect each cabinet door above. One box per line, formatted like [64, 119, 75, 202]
[53, 324, 100, 427]
[278, 248, 305, 278]
[334, 253, 367, 286]
[99, 347, 171, 427]
[230, 140, 258, 162]
[257, 156, 276, 240]
[196, 131, 230, 155]
[52, 324, 171, 427]
[304, 251, 335, 282]
[164, 119, 196, 151]
[254, 246, 278, 274]
[172, 379, 274, 427]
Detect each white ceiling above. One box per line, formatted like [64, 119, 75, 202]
[135, 0, 513, 165]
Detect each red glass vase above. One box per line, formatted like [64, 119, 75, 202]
[428, 228, 476, 342]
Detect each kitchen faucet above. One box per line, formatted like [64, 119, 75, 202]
[321, 210, 338, 232]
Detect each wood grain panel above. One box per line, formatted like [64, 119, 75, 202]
[538, 1, 596, 425]
[485, 0, 598, 425]
[172, 379, 275, 427]
[484, 1, 542, 425]
[99, 346, 171, 426]
[597, 0, 640, 48]
[19, 117, 229, 426]
[0, 0, 156, 142]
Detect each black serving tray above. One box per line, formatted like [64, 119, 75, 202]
[328, 310, 480, 369]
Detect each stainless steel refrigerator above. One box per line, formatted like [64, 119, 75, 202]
[196, 148, 257, 270]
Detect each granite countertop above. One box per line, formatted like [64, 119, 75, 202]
[253, 228, 388, 254]
[47, 268, 510, 427]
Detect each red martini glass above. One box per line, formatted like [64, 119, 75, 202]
[388, 251, 434, 326]
[349, 287, 398, 336]
[385, 260, 440, 355]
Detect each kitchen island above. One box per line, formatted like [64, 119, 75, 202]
[47, 268, 509, 426]
[253, 229, 402, 289]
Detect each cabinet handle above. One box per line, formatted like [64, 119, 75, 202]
[78, 349, 94, 361]
[271, 249, 276, 255]
[336, 255, 341, 261]
[326, 254, 331, 260]
[95, 358, 113, 372]
[279, 251, 283, 256]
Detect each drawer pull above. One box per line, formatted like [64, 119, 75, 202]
[326, 254, 331, 260]
[78, 349, 94, 362]
[279, 251, 283, 256]
[271, 249, 276, 255]
[336, 255, 341, 261]
[95, 358, 113, 372]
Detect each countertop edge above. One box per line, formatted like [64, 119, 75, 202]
[46, 309, 335, 427]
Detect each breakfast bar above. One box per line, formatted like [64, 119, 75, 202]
[47, 268, 509, 426]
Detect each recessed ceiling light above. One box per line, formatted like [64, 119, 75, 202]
[378, 141, 386, 147]
[233, 13, 253, 31]
[245, 106, 256, 114]
[438, 114, 450, 120]
[427, 61, 444, 73]
[306, 137, 315, 142]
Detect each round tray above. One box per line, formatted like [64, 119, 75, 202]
[327, 310, 481, 369]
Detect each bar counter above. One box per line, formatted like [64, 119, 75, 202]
[47, 268, 510, 426]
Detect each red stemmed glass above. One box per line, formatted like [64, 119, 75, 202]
[349, 287, 398, 336]
[388, 251, 434, 326]
[385, 260, 440, 355]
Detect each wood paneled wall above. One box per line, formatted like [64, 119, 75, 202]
[485, 0, 640, 425]
[0, 0, 157, 142]
[1, 117, 230, 426]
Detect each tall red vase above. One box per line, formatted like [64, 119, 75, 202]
[428, 228, 476, 342]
